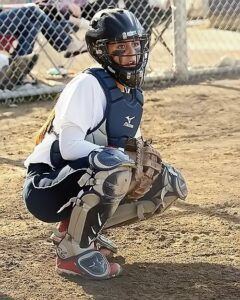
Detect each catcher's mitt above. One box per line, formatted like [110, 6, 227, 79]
[125, 138, 162, 200]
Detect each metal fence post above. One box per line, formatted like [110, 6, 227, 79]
[172, 0, 189, 81]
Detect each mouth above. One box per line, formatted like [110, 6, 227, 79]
[122, 61, 137, 67]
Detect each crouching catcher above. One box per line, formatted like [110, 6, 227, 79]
[22, 7, 188, 281]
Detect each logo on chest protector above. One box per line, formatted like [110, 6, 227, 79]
[123, 116, 135, 128]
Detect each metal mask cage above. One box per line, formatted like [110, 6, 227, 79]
[95, 36, 149, 72]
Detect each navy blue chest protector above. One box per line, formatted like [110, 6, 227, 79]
[85, 68, 144, 148]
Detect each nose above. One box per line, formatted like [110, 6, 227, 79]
[126, 43, 137, 56]
[124, 43, 138, 66]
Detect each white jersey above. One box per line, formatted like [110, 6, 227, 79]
[24, 72, 141, 168]
[24, 73, 105, 168]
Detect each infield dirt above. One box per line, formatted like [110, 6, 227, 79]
[0, 78, 240, 300]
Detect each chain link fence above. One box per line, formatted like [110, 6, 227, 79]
[0, 0, 240, 103]
[185, 0, 240, 78]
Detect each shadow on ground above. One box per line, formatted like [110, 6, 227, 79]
[61, 262, 240, 300]
[0, 293, 15, 300]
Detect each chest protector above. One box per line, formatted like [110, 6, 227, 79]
[50, 68, 143, 168]
[85, 68, 144, 148]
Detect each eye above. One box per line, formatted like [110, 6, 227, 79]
[133, 41, 141, 48]
[117, 44, 126, 50]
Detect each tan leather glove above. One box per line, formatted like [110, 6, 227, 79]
[125, 138, 162, 200]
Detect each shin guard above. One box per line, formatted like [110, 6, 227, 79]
[57, 147, 134, 258]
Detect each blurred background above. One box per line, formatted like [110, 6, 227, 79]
[0, 0, 239, 102]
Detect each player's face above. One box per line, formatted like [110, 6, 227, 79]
[107, 39, 141, 67]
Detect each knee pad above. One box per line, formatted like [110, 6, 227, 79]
[149, 163, 188, 212]
[160, 163, 188, 199]
[79, 147, 135, 202]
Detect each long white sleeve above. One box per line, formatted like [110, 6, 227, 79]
[24, 73, 106, 167]
[59, 124, 100, 160]
[54, 73, 107, 159]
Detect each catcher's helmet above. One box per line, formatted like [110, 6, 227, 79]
[85, 8, 149, 88]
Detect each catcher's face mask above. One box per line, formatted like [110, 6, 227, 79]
[85, 8, 149, 88]
[107, 39, 141, 68]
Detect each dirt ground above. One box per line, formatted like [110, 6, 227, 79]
[0, 77, 240, 300]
